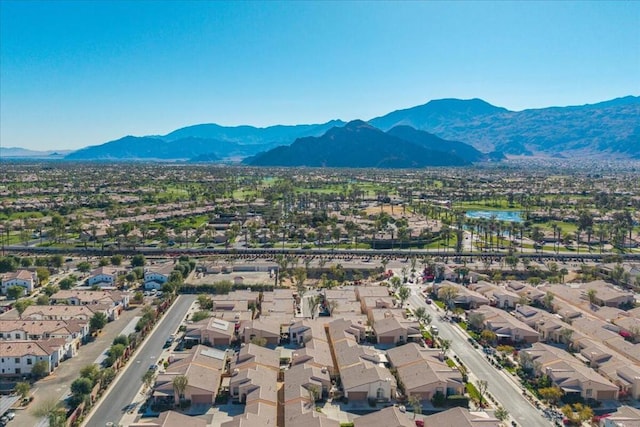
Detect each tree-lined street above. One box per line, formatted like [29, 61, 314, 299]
[407, 289, 551, 427]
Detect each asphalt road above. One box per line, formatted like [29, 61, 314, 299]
[407, 289, 551, 427]
[83, 295, 196, 427]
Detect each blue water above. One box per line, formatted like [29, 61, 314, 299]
[465, 210, 523, 223]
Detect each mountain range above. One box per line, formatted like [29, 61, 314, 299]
[7, 96, 637, 163]
[246, 120, 494, 167]
[0, 147, 71, 158]
[370, 96, 640, 157]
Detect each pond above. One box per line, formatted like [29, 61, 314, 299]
[465, 210, 523, 223]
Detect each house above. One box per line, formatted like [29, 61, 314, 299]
[185, 317, 235, 348]
[433, 281, 490, 309]
[599, 405, 640, 427]
[421, 407, 501, 427]
[1, 270, 38, 296]
[352, 406, 414, 427]
[283, 363, 331, 409]
[232, 343, 280, 372]
[144, 263, 175, 291]
[290, 338, 336, 378]
[469, 281, 521, 309]
[0, 340, 58, 377]
[386, 342, 464, 401]
[542, 282, 634, 309]
[325, 318, 395, 402]
[285, 410, 340, 427]
[241, 318, 281, 347]
[229, 365, 278, 405]
[0, 319, 88, 357]
[521, 343, 619, 400]
[20, 305, 100, 321]
[50, 289, 130, 311]
[153, 345, 226, 405]
[129, 410, 207, 427]
[372, 316, 421, 346]
[340, 362, 396, 402]
[86, 266, 121, 287]
[470, 305, 539, 344]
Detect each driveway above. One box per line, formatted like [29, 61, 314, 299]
[12, 305, 144, 427]
[407, 289, 551, 427]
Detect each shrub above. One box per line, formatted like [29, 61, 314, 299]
[446, 394, 470, 408]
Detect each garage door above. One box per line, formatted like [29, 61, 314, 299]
[347, 391, 368, 401]
[379, 336, 395, 344]
[191, 394, 212, 404]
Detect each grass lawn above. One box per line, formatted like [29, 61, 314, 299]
[466, 382, 481, 401]
[434, 300, 445, 310]
[456, 201, 522, 211]
[446, 359, 457, 368]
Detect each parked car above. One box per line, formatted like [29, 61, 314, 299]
[149, 364, 158, 371]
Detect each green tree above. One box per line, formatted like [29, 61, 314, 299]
[110, 254, 123, 266]
[543, 291, 555, 312]
[90, 312, 108, 332]
[59, 277, 74, 289]
[389, 276, 402, 291]
[587, 288, 598, 305]
[440, 338, 452, 359]
[112, 334, 129, 347]
[70, 377, 93, 395]
[197, 294, 214, 310]
[35, 267, 50, 284]
[414, 307, 431, 326]
[79, 364, 100, 385]
[131, 254, 146, 267]
[133, 291, 144, 303]
[33, 398, 66, 427]
[439, 285, 459, 315]
[494, 406, 509, 422]
[7, 285, 25, 299]
[31, 360, 49, 379]
[539, 386, 563, 405]
[408, 394, 422, 419]
[14, 298, 34, 315]
[15, 381, 30, 399]
[142, 370, 155, 391]
[191, 310, 211, 322]
[397, 285, 411, 307]
[480, 329, 497, 345]
[36, 295, 50, 305]
[108, 343, 126, 360]
[172, 375, 188, 403]
[77, 261, 92, 273]
[293, 267, 307, 297]
[468, 312, 485, 331]
[42, 284, 59, 296]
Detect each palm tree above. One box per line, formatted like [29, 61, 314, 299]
[172, 375, 188, 405]
[309, 295, 322, 319]
[587, 288, 598, 306]
[398, 286, 411, 307]
[440, 338, 452, 359]
[408, 394, 422, 419]
[414, 307, 432, 326]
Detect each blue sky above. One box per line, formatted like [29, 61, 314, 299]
[1, 1, 639, 151]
